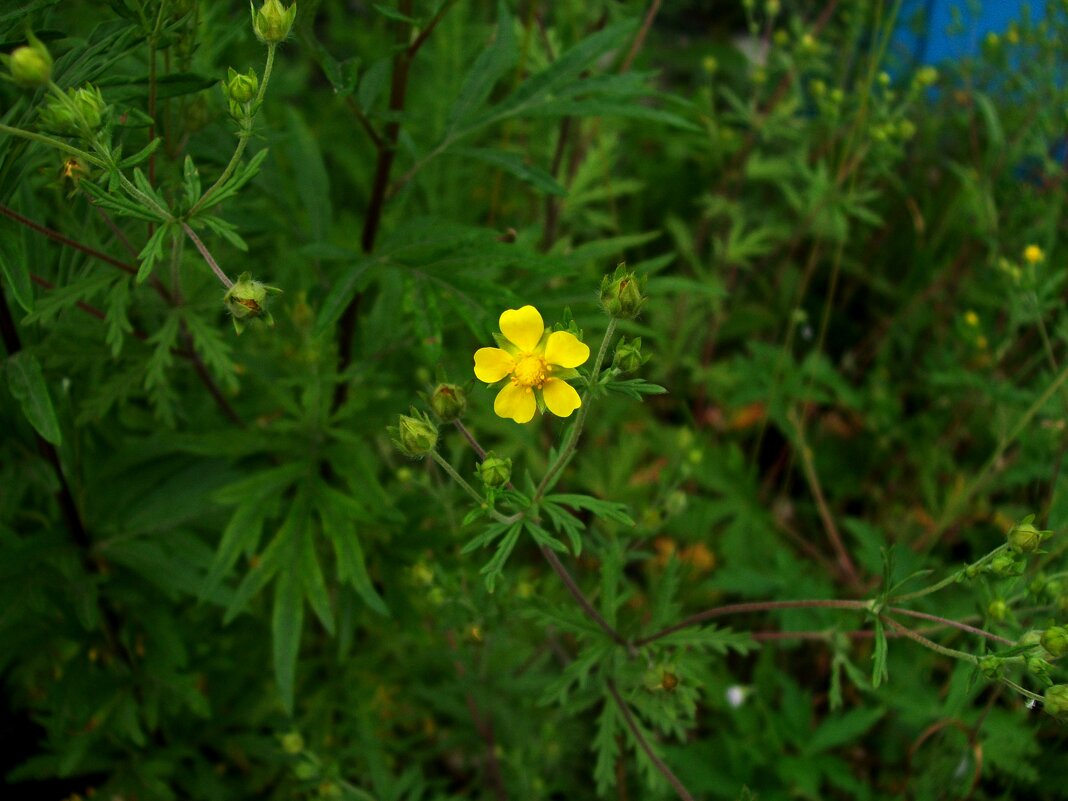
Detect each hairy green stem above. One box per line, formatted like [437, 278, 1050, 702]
[191, 44, 276, 214]
[182, 223, 233, 288]
[880, 615, 977, 663]
[890, 545, 1007, 603]
[0, 123, 105, 166]
[532, 318, 618, 503]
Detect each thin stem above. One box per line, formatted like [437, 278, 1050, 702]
[933, 359, 1068, 541]
[454, 419, 488, 460]
[885, 607, 1013, 645]
[190, 44, 276, 215]
[542, 547, 634, 654]
[606, 680, 695, 801]
[532, 318, 617, 503]
[880, 615, 978, 663]
[430, 450, 485, 506]
[408, 0, 459, 57]
[0, 123, 105, 167]
[0, 203, 136, 275]
[636, 599, 870, 648]
[181, 223, 233, 288]
[1000, 677, 1044, 703]
[890, 545, 1007, 603]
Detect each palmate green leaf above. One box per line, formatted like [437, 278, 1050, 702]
[299, 530, 335, 635]
[548, 493, 635, 526]
[116, 136, 162, 169]
[80, 178, 165, 222]
[273, 559, 304, 716]
[648, 625, 756, 654]
[313, 258, 374, 337]
[605, 378, 668, 401]
[872, 617, 889, 688]
[197, 148, 270, 212]
[5, 351, 62, 445]
[136, 224, 168, 283]
[0, 214, 32, 313]
[104, 276, 133, 357]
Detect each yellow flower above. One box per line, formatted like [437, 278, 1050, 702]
[1023, 244, 1044, 265]
[964, 310, 979, 327]
[473, 305, 590, 424]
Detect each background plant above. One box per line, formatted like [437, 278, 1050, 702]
[2, 1, 1068, 800]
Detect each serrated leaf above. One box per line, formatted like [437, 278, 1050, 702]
[453, 146, 566, 196]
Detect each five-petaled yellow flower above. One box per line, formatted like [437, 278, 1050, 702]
[474, 305, 590, 424]
[1023, 244, 1044, 265]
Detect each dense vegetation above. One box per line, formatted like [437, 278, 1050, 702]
[2, 1, 1068, 799]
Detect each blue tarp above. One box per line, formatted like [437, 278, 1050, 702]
[892, 0, 1044, 66]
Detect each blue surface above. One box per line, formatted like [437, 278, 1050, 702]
[892, 0, 1044, 67]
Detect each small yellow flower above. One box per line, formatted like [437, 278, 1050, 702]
[473, 305, 590, 424]
[1023, 244, 1044, 265]
[964, 310, 979, 327]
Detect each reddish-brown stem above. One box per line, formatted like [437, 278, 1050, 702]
[345, 97, 383, 149]
[636, 599, 869, 648]
[607, 680, 695, 801]
[542, 546, 634, 654]
[0, 203, 136, 275]
[619, 0, 663, 73]
[408, 0, 458, 58]
[333, 0, 417, 411]
[886, 607, 1013, 646]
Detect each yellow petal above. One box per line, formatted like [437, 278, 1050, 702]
[473, 347, 515, 383]
[544, 330, 590, 368]
[499, 305, 544, 352]
[542, 378, 581, 418]
[494, 383, 537, 423]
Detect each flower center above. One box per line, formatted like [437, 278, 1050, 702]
[512, 354, 548, 388]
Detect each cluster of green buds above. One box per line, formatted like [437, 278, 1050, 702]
[600, 264, 646, 320]
[478, 452, 512, 489]
[252, 0, 297, 44]
[429, 383, 466, 423]
[390, 409, 438, 459]
[223, 272, 282, 334]
[39, 85, 107, 136]
[642, 664, 679, 692]
[612, 337, 648, 374]
[978, 655, 1003, 679]
[223, 67, 259, 120]
[983, 549, 1026, 577]
[5, 33, 52, 88]
[1006, 515, 1052, 554]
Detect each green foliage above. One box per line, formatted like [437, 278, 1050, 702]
[4, 1, 1068, 800]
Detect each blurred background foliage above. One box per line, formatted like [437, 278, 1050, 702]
[2, 0, 1068, 799]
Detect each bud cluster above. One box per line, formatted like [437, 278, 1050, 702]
[39, 85, 108, 136]
[252, 0, 298, 45]
[478, 452, 512, 489]
[223, 67, 259, 120]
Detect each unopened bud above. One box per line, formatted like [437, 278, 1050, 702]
[613, 337, 646, 373]
[251, 0, 297, 44]
[223, 272, 282, 334]
[1006, 515, 1051, 554]
[390, 409, 438, 458]
[987, 599, 1008, 621]
[8, 34, 52, 88]
[40, 85, 107, 135]
[1027, 656, 1051, 679]
[478, 452, 512, 488]
[987, 552, 1024, 576]
[599, 264, 647, 320]
[223, 67, 259, 117]
[281, 732, 304, 754]
[1044, 684, 1068, 719]
[1047, 623, 1068, 656]
[430, 383, 466, 422]
[979, 655, 1002, 679]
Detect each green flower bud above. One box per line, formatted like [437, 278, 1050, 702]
[8, 35, 52, 88]
[251, 0, 297, 44]
[915, 66, 939, 87]
[979, 655, 1002, 679]
[319, 781, 342, 799]
[1044, 684, 1068, 719]
[39, 85, 107, 136]
[430, 383, 466, 422]
[1029, 574, 1048, 597]
[642, 665, 678, 692]
[222, 272, 282, 334]
[1043, 626, 1068, 658]
[1006, 515, 1051, 554]
[987, 552, 1024, 576]
[223, 66, 259, 114]
[599, 264, 647, 320]
[613, 337, 646, 374]
[478, 452, 512, 488]
[390, 409, 438, 458]
[1027, 656, 1051, 679]
[1019, 630, 1044, 648]
[281, 731, 304, 754]
[294, 761, 319, 780]
[987, 599, 1008, 621]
